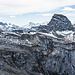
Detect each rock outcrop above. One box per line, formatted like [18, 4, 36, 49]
[37, 14, 74, 32]
[0, 14, 75, 75]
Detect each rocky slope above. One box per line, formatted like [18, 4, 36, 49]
[37, 14, 74, 32]
[0, 14, 75, 75]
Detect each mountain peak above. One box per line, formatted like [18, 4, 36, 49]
[37, 14, 74, 32]
[0, 22, 7, 25]
[47, 14, 74, 31]
[50, 14, 71, 23]
[29, 22, 35, 25]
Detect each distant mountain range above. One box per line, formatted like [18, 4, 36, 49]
[0, 21, 48, 32]
[0, 22, 23, 31]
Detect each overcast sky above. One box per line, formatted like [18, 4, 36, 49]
[0, 0, 75, 26]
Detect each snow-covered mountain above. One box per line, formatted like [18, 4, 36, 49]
[0, 22, 39, 32]
[0, 21, 49, 32]
[23, 21, 48, 28]
[23, 21, 49, 32]
[0, 22, 23, 31]
[22, 22, 40, 29]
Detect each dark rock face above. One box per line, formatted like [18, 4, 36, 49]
[12, 30, 23, 33]
[48, 14, 74, 31]
[0, 14, 75, 75]
[0, 22, 7, 25]
[37, 14, 74, 32]
[0, 29, 4, 33]
[37, 25, 49, 33]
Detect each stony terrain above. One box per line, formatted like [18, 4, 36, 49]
[0, 14, 75, 75]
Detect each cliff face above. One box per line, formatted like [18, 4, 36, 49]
[0, 14, 75, 75]
[37, 14, 74, 32]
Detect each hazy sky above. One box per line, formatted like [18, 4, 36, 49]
[0, 0, 75, 26]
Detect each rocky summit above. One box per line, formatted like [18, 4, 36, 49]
[38, 14, 74, 32]
[0, 14, 75, 75]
